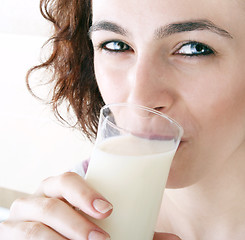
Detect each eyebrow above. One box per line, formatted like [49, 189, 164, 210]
[155, 19, 233, 39]
[89, 21, 128, 37]
[89, 19, 233, 39]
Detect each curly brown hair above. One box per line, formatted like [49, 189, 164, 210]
[26, 0, 103, 140]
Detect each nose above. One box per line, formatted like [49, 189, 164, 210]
[127, 52, 175, 112]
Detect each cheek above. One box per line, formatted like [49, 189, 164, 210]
[187, 68, 245, 159]
[168, 76, 245, 188]
[185, 65, 245, 152]
[94, 55, 129, 104]
[181, 58, 245, 131]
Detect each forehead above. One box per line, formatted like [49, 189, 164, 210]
[92, 0, 243, 35]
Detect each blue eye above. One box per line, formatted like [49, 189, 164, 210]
[101, 41, 131, 52]
[176, 42, 214, 56]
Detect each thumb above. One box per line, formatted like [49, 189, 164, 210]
[154, 232, 182, 240]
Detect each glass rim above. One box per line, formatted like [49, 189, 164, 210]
[100, 102, 184, 138]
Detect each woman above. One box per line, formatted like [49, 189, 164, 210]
[1, 0, 245, 239]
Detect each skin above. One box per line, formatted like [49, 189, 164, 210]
[1, 0, 245, 239]
[91, 0, 245, 188]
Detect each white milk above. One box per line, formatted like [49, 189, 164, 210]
[85, 135, 176, 240]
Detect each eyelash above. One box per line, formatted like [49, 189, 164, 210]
[97, 40, 215, 57]
[99, 40, 132, 53]
[174, 41, 215, 57]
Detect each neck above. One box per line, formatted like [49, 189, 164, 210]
[156, 144, 245, 240]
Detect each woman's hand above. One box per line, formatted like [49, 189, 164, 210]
[0, 172, 112, 240]
[154, 232, 182, 240]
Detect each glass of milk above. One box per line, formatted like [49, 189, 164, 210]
[85, 103, 183, 240]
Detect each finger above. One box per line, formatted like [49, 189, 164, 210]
[0, 221, 68, 240]
[8, 197, 110, 240]
[154, 232, 182, 240]
[36, 172, 113, 219]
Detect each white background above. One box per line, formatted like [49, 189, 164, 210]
[0, 0, 93, 193]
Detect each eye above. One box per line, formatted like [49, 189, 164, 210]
[101, 41, 132, 52]
[175, 41, 214, 57]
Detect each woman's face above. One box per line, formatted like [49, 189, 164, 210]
[90, 0, 245, 188]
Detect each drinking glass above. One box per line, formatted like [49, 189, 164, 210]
[85, 103, 183, 240]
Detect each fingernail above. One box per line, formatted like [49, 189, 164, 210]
[93, 199, 113, 214]
[88, 230, 110, 240]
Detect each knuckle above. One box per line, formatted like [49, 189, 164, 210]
[22, 222, 44, 240]
[10, 197, 27, 212]
[0, 221, 18, 239]
[0, 221, 10, 237]
[59, 172, 78, 185]
[40, 176, 52, 186]
[0, 221, 44, 240]
[40, 197, 61, 215]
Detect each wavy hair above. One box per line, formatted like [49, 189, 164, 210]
[26, 0, 103, 140]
